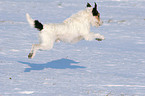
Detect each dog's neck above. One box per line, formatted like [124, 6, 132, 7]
[63, 8, 93, 28]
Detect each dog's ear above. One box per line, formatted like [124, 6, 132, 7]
[87, 3, 92, 7]
[92, 2, 99, 16]
[94, 2, 97, 10]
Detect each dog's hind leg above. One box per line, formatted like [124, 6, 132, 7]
[28, 43, 54, 59]
[28, 44, 40, 59]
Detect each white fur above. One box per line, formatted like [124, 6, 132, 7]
[26, 7, 105, 59]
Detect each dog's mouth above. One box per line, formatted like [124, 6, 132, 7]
[96, 22, 102, 27]
[97, 20, 103, 26]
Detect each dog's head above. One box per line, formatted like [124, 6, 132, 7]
[87, 3, 103, 27]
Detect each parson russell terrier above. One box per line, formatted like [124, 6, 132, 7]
[26, 3, 105, 59]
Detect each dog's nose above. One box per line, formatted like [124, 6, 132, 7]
[99, 21, 103, 26]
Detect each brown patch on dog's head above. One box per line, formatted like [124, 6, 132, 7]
[94, 13, 100, 22]
[87, 2, 101, 20]
[92, 3, 102, 26]
[92, 3, 100, 16]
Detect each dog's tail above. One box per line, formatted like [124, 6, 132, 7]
[26, 13, 43, 31]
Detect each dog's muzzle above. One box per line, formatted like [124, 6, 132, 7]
[99, 20, 103, 26]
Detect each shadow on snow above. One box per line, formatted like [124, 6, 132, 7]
[19, 58, 85, 72]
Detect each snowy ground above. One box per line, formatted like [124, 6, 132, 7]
[0, 0, 145, 96]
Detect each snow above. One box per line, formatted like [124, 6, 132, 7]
[0, 0, 145, 96]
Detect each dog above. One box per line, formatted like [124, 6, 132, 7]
[26, 2, 105, 59]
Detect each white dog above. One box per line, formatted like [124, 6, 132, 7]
[26, 3, 105, 59]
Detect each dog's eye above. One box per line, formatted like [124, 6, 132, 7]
[98, 13, 100, 18]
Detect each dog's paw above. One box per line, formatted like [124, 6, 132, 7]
[96, 36, 105, 41]
[28, 53, 33, 59]
[96, 38, 103, 41]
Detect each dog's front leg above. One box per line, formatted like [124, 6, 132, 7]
[84, 33, 105, 41]
[94, 33, 105, 41]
